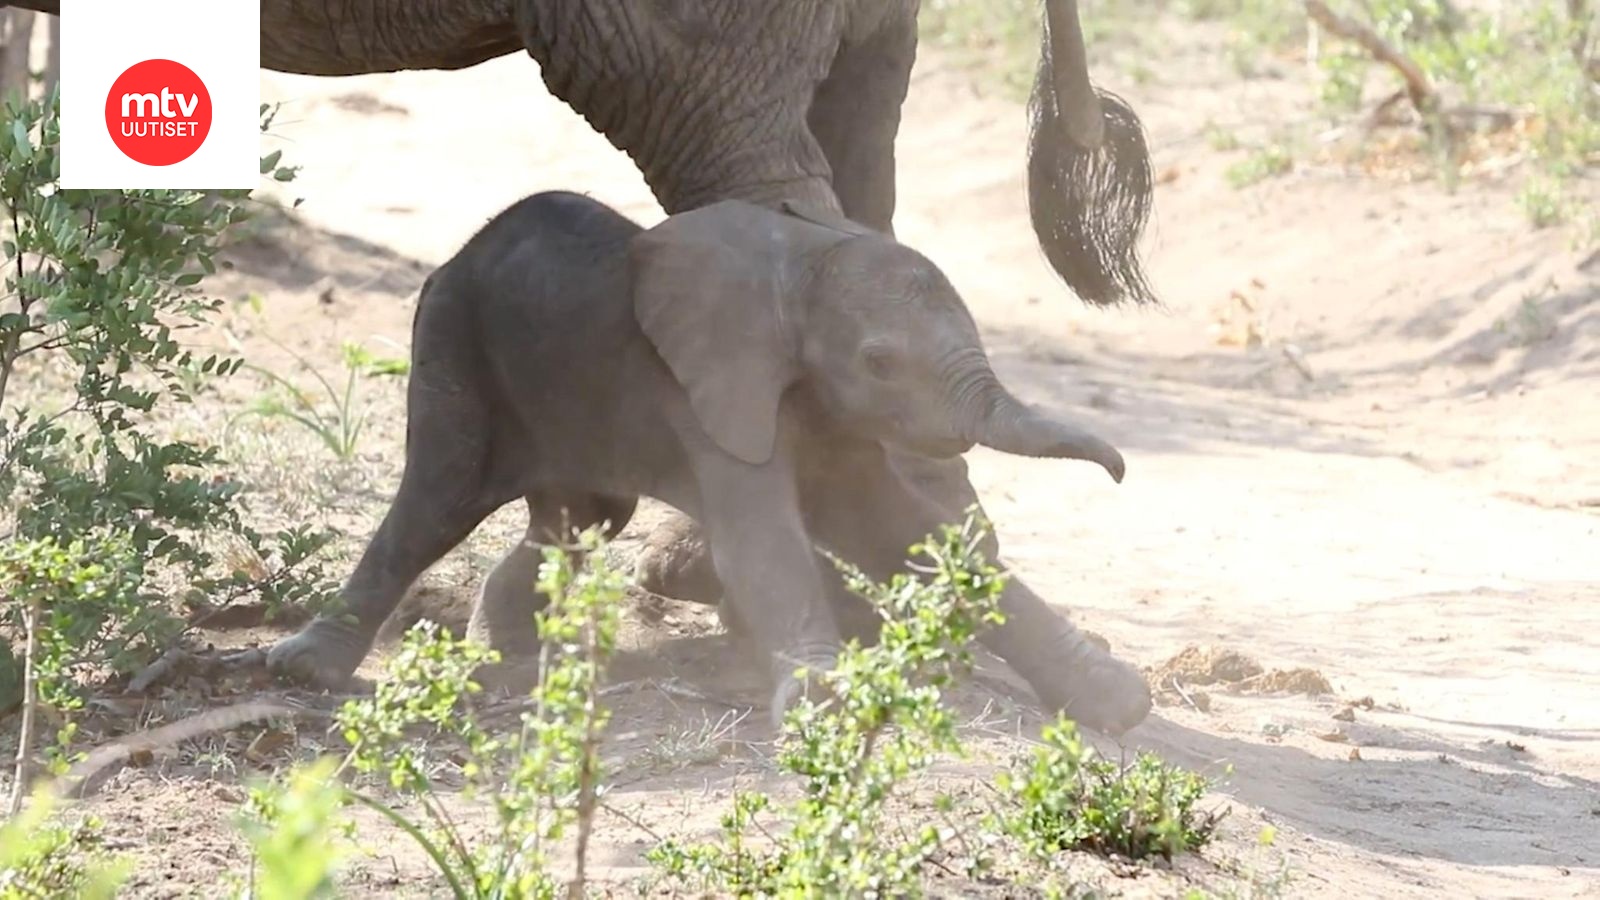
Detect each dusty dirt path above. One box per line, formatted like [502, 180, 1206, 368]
[87, 23, 1593, 897]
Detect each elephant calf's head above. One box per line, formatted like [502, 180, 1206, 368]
[629, 200, 1124, 483]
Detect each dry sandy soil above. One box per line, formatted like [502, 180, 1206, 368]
[15, 13, 1600, 900]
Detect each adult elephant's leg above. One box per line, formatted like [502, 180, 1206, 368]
[809, 445, 1152, 735]
[469, 490, 637, 658]
[805, 11, 917, 234]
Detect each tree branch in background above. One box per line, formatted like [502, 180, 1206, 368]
[1304, 0, 1437, 115]
[1569, 0, 1599, 82]
[0, 8, 36, 101]
[8, 596, 40, 816]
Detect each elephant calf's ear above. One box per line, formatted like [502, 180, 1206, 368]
[629, 201, 806, 466]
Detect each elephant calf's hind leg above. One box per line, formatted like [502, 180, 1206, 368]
[634, 509, 723, 606]
[468, 490, 637, 659]
[265, 402, 509, 687]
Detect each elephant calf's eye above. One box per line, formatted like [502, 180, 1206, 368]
[862, 347, 899, 381]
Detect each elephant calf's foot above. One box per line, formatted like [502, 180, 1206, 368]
[465, 601, 543, 662]
[1034, 648, 1153, 736]
[768, 645, 840, 729]
[464, 621, 542, 665]
[263, 619, 372, 690]
[635, 513, 723, 605]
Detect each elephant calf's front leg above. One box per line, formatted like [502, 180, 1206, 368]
[811, 447, 1152, 735]
[690, 451, 843, 726]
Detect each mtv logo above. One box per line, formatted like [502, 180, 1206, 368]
[60, 0, 259, 189]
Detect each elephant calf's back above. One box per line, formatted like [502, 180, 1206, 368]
[429, 191, 646, 354]
[416, 192, 677, 491]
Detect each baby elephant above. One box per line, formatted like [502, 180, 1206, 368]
[263, 191, 1148, 731]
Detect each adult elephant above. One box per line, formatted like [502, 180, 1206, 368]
[6, 0, 1155, 306]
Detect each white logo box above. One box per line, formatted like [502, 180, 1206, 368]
[60, 0, 260, 189]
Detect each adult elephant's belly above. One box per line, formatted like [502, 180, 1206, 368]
[516, 0, 848, 216]
[255, 0, 899, 217]
[259, 0, 526, 76]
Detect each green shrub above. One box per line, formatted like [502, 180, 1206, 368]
[1226, 143, 1295, 188]
[328, 524, 626, 899]
[1309, 1, 1598, 191]
[0, 788, 124, 899]
[647, 510, 1008, 898]
[237, 757, 351, 900]
[998, 716, 1222, 862]
[0, 91, 338, 707]
[0, 534, 145, 719]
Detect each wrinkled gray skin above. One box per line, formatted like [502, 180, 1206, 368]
[264, 191, 1150, 733]
[2, 0, 1154, 306]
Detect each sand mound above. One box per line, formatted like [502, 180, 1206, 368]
[1247, 667, 1334, 695]
[1152, 644, 1264, 685]
[1150, 644, 1334, 701]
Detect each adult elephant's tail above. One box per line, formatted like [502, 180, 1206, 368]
[1029, 0, 1156, 307]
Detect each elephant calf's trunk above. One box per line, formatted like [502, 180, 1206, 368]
[957, 376, 1125, 482]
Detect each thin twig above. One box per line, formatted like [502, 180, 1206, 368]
[8, 595, 40, 815]
[60, 699, 310, 799]
[1168, 677, 1204, 713]
[601, 799, 665, 844]
[568, 599, 604, 900]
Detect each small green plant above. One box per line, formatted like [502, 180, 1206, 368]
[1495, 291, 1559, 346]
[0, 534, 149, 797]
[640, 709, 745, 773]
[998, 716, 1222, 862]
[1317, 50, 1369, 114]
[1204, 122, 1244, 152]
[0, 90, 339, 711]
[228, 336, 406, 463]
[329, 524, 626, 899]
[1226, 143, 1295, 188]
[0, 534, 149, 715]
[0, 788, 125, 899]
[237, 757, 352, 900]
[1517, 177, 1569, 228]
[647, 510, 1008, 897]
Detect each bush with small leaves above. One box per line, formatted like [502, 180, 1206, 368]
[1308, 0, 1597, 211]
[236, 757, 352, 900]
[0, 91, 339, 708]
[998, 715, 1222, 862]
[647, 510, 1008, 898]
[330, 525, 626, 899]
[0, 532, 147, 776]
[0, 787, 124, 899]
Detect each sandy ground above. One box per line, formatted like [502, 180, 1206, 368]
[12, 14, 1598, 899]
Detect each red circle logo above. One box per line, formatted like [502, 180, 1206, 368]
[104, 59, 212, 167]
